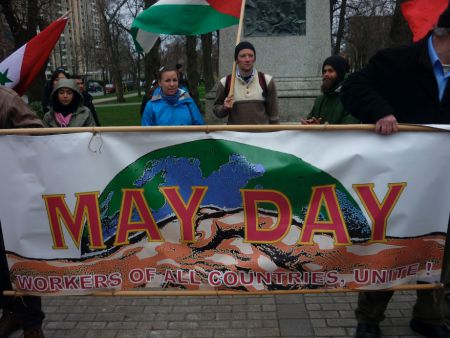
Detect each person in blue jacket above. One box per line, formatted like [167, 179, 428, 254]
[141, 66, 204, 126]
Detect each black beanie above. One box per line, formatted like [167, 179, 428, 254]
[234, 41, 256, 60]
[437, 2, 450, 28]
[322, 55, 350, 82]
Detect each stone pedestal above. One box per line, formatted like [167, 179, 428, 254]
[205, 0, 330, 124]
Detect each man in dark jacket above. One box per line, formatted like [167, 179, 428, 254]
[0, 86, 45, 337]
[73, 75, 101, 126]
[302, 55, 359, 124]
[341, 5, 450, 338]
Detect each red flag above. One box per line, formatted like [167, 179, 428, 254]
[206, 0, 242, 19]
[0, 18, 68, 95]
[401, 0, 449, 42]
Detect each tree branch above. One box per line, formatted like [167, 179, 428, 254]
[107, 0, 129, 25]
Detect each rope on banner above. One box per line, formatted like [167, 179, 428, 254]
[88, 132, 103, 153]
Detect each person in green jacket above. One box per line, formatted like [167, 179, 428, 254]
[302, 55, 359, 125]
[43, 78, 96, 128]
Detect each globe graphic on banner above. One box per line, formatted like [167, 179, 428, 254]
[84, 139, 370, 257]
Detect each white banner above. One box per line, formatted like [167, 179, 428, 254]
[0, 129, 449, 294]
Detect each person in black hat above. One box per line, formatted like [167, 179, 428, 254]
[301, 55, 359, 125]
[341, 3, 450, 338]
[213, 41, 279, 124]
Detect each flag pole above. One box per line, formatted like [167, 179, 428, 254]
[227, 0, 247, 99]
[57, 10, 71, 20]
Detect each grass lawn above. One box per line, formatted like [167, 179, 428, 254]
[93, 90, 138, 99]
[124, 95, 144, 104]
[97, 95, 143, 105]
[97, 105, 141, 126]
[198, 84, 205, 99]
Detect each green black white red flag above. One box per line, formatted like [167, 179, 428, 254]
[131, 0, 242, 53]
[0, 18, 68, 96]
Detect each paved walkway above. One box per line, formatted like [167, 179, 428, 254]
[93, 93, 139, 105]
[95, 102, 141, 108]
[6, 291, 425, 338]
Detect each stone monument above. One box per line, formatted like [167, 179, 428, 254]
[205, 0, 331, 123]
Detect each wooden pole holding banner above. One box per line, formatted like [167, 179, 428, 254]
[226, 0, 247, 99]
[2, 283, 443, 297]
[0, 124, 446, 135]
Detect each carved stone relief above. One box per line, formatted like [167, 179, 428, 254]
[244, 0, 306, 37]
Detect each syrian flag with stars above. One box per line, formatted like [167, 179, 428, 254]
[0, 17, 68, 96]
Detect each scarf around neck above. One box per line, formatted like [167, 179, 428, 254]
[161, 89, 181, 106]
[237, 68, 256, 84]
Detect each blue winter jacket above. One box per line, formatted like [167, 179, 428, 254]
[141, 90, 204, 126]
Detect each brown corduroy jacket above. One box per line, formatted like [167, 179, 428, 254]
[0, 86, 43, 129]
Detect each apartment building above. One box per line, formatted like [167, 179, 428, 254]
[47, 0, 103, 78]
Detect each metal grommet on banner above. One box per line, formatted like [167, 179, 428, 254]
[88, 132, 103, 153]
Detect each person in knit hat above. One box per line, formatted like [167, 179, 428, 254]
[341, 3, 450, 338]
[213, 41, 279, 124]
[301, 55, 359, 125]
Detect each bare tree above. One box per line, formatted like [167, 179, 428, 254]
[0, 0, 51, 101]
[333, 0, 348, 55]
[201, 33, 214, 91]
[186, 36, 202, 113]
[330, 0, 412, 69]
[96, 0, 129, 103]
[122, 0, 144, 96]
[143, 0, 161, 92]
[161, 36, 185, 66]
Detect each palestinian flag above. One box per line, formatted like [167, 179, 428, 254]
[401, 0, 449, 42]
[131, 0, 242, 53]
[0, 17, 68, 96]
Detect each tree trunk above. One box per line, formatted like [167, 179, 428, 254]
[142, 0, 161, 92]
[186, 35, 202, 114]
[201, 33, 214, 91]
[137, 53, 142, 97]
[143, 39, 161, 92]
[334, 0, 348, 55]
[96, 0, 125, 102]
[330, 0, 337, 51]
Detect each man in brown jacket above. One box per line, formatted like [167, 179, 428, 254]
[0, 86, 45, 338]
[213, 41, 280, 125]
